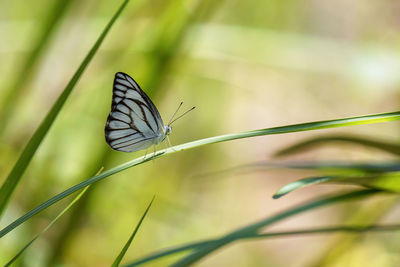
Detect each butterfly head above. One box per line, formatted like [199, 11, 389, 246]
[164, 125, 172, 136]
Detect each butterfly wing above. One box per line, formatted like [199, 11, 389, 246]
[105, 72, 165, 152]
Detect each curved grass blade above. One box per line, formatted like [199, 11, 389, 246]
[244, 224, 400, 239]
[122, 240, 214, 267]
[341, 172, 400, 192]
[274, 172, 400, 199]
[192, 161, 400, 182]
[310, 196, 399, 266]
[46, 148, 111, 265]
[274, 134, 400, 157]
[0, 0, 131, 217]
[123, 189, 380, 266]
[194, 161, 400, 179]
[124, 223, 400, 266]
[112, 196, 155, 267]
[0, 111, 399, 238]
[170, 190, 380, 266]
[4, 167, 103, 266]
[265, 161, 400, 172]
[273, 176, 335, 199]
[4, 185, 91, 266]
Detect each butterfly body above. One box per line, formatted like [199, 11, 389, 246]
[105, 72, 171, 153]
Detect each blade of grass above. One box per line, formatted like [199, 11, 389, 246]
[274, 172, 400, 199]
[176, 111, 400, 150]
[192, 161, 400, 182]
[310, 196, 399, 267]
[193, 161, 400, 180]
[4, 167, 102, 266]
[227, 224, 400, 240]
[339, 172, 400, 192]
[122, 189, 379, 266]
[273, 176, 335, 199]
[170, 189, 380, 267]
[122, 240, 215, 267]
[4, 185, 91, 266]
[123, 223, 400, 267]
[46, 148, 111, 265]
[143, 0, 222, 93]
[274, 134, 400, 157]
[0, 111, 399, 238]
[112, 196, 155, 267]
[0, 0, 130, 217]
[264, 161, 400, 172]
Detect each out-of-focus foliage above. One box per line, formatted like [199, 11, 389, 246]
[4, 185, 90, 266]
[0, 0, 399, 266]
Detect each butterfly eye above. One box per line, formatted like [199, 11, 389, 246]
[164, 126, 172, 135]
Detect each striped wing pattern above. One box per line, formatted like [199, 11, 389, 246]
[105, 72, 165, 152]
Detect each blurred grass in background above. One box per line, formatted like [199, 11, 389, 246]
[0, 0, 399, 266]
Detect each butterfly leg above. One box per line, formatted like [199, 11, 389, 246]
[152, 145, 157, 163]
[143, 148, 149, 160]
[166, 136, 176, 151]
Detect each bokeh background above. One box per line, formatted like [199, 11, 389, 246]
[0, 0, 400, 266]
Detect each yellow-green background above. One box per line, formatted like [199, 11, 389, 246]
[0, 0, 399, 266]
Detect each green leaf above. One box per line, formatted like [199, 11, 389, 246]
[274, 134, 400, 157]
[112, 196, 155, 267]
[1, 111, 399, 238]
[0, 0, 130, 217]
[4, 186, 90, 266]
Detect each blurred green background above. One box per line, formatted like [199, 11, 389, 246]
[0, 0, 399, 266]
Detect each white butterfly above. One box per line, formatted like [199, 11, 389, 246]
[105, 72, 193, 153]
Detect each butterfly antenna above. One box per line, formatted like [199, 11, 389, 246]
[168, 101, 183, 125]
[169, 106, 196, 125]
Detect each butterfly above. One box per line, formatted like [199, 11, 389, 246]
[105, 72, 194, 153]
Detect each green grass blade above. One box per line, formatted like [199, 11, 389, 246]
[311, 197, 399, 266]
[193, 161, 400, 180]
[0, 111, 399, 238]
[122, 240, 214, 267]
[176, 111, 400, 150]
[123, 222, 400, 266]
[4, 186, 90, 266]
[274, 134, 400, 157]
[0, 0, 130, 217]
[273, 176, 335, 199]
[112, 196, 155, 267]
[338, 172, 400, 192]
[124, 190, 380, 267]
[266, 161, 400, 172]
[244, 224, 400, 239]
[274, 172, 400, 199]
[170, 189, 380, 267]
